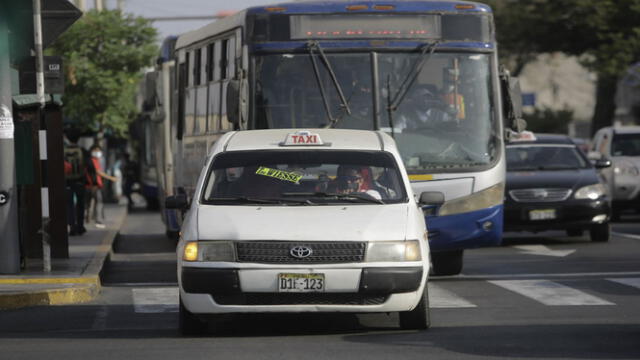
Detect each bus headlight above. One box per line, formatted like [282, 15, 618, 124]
[438, 182, 504, 216]
[182, 241, 235, 262]
[574, 184, 606, 200]
[366, 240, 422, 262]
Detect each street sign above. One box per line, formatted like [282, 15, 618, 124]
[0, 191, 8, 206]
[7, 0, 82, 65]
[19, 56, 65, 94]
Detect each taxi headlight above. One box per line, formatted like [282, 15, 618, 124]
[574, 183, 606, 200]
[366, 240, 422, 262]
[182, 241, 235, 262]
[438, 182, 504, 216]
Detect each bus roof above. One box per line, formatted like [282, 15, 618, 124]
[176, 0, 492, 49]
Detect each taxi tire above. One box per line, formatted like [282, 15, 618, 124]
[431, 250, 463, 276]
[399, 287, 431, 330]
[589, 223, 610, 242]
[179, 297, 208, 336]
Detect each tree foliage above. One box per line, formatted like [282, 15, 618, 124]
[485, 0, 640, 133]
[49, 10, 157, 136]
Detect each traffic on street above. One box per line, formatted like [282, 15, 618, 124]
[1, 1, 640, 359]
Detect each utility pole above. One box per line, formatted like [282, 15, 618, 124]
[75, 0, 87, 12]
[117, 0, 124, 11]
[94, 0, 103, 11]
[0, 12, 21, 274]
[33, 0, 51, 272]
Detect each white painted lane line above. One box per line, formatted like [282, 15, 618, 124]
[132, 287, 178, 313]
[428, 283, 476, 308]
[607, 278, 640, 290]
[489, 280, 615, 306]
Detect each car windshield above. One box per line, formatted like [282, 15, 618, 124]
[612, 133, 640, 156]
[506, 145, 589, 171]
[201, 150, 408, 205]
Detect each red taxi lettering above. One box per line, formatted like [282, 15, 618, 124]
[292, 135, 317, 144]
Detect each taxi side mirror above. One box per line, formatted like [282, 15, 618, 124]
[419, 191, 445, 206]
[166, 194, 189, 210]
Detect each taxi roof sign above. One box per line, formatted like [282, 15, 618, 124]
[280, 131, 327, 146]
[509, 130, 537, 142]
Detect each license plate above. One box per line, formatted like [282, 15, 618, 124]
[278, 273, 325, 292]
[529, 209, 556, 220]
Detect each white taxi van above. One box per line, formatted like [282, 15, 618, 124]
[167, 129, 433, 334]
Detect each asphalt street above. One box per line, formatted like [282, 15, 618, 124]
[0, 210, 639, 360]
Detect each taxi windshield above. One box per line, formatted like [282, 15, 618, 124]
[506, 145, 590, 171]
[201, 150, 408, 205]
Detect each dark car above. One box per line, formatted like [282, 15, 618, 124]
[504, 133, 612, 242]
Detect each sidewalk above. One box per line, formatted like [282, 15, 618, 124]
[0, 204, 128, 310]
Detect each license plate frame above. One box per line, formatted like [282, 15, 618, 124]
[529, 209, 556, 221]
[278, 273, 325, 293]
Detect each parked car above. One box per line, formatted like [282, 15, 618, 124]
[504, 132, 612, 241]
[590, 126, 640, 220]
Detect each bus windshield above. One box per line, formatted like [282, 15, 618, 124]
[253, 52, 497, 172]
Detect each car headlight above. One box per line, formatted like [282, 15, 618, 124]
[614, 161, 640, 176]
[366, 240, 422, 262]
[438, 182, 504, 216]
[574, 184, 606, 200]
[182, 241, 235, 262]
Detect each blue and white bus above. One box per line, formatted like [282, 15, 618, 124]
[157, 0, 523, 275]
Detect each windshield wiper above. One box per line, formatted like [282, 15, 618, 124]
[386, 41, 440, 138]
[307, 41, 352, 128]
[282, 192, 385, 204]
[207, 197, 313, 205]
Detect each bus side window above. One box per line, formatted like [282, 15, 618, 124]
[177, 60, 186, 140]
[220, 37, 235, 131]
[220, 39, 229, 80]
[185, 50, 196, 136]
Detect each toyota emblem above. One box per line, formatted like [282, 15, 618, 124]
[290, 245, 313, 259]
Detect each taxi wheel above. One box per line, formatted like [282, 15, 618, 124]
[589, 223, 610, 242]
[399, 287, 431, 330]
[431, 250, 463, 276]
[179, 298, 208, 336]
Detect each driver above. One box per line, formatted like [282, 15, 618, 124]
[333, 166, 382, 200]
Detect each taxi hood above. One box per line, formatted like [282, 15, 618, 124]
[194, 204, 410, 241]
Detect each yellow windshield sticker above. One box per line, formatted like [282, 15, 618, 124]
[256, 167, 303, 183]
[409, 174, 434, 181]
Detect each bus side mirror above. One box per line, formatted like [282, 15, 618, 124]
[500, 67, 526, 133]
[227, 79, 240, 126]
[166, 194, 189, 210]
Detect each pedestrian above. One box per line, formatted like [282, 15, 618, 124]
[122, 153, 139, 210]
[63, 128, 89, 236]
[85, 144, 118, 228]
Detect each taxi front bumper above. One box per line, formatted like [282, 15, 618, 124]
[180, 266, 425, 314]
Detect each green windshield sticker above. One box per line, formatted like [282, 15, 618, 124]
[256, 167, 303, 183]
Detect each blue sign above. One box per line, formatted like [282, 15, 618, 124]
[522, 93, 536, 107]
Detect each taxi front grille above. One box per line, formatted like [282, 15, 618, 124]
[236, 241, 366, 264]
[213, 293, 388, 306]
[509, 188, 572, 202]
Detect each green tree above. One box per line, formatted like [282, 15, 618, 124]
[486, 0, 640, 134]
[49, 9, 157, 136]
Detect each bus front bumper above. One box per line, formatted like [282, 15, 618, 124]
[426, 204, 504, 251]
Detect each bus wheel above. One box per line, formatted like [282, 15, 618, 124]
[431, 250, 463, 276]
[179, 297, 208, 336]
[399, 287, 431, 330]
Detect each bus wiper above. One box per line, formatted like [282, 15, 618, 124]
[385, 41, 439, 138]
[389, 41, 440, 111]
[282, 192, 385, 204]
[307, 41, 352, 128]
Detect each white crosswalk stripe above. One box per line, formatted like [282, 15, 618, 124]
[607, 278, 640, 290]
[132, 288, 179, 313]
[428, 283, 476, 308]
[489, 279, 615, 306]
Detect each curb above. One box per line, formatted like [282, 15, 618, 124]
[0, 206, 127, 310]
